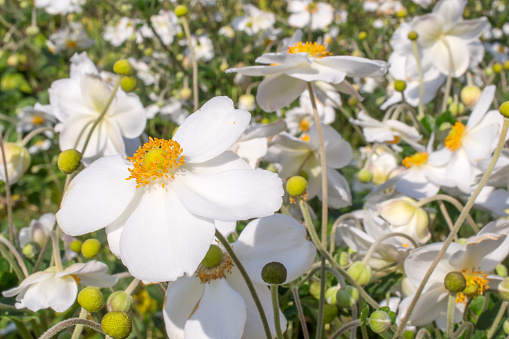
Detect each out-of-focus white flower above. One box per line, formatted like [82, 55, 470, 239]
[184, 35, 214, 62]
[0, 142, 30, 185]
[164, 214, 316, 339]
[232, 4, 275, 36]
[218, 26, 235, 39]
[364, 0, 404, 15]
[127, 57, 159, 86]
[2, 261, 117, 312]
[28, 139, 52, 154]
[474, 186, 509, 217]
[19, 213, 55, 248]
[103, 17, 136, 47]
[150, 10, 181, 45]
[287, 0, 334, 31]
[145, 92, 189, 123]
[17, 104, 56, 137]
[35, 0, 84, 15]
[364, 147, 404, 185]
[47, 22, 94, 53]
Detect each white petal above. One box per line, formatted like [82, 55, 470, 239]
[60, 261, 117, 287]
[323, 168, 352, 208]
[256, 74, 307, 112]
[173, 97, 251, 163]
[112, 92, 147, 138]
[449, 234, 506, 271]
[466, 85, 496, 129]
[284, 63, 347, 84]
[433, 0, 465, 24]
[309, 124, 352, 169]
[24, 275, 77, 312]
[432, 36, 470, 77]
[288, 11, 310, 28]
[315, 56, 387, 78]
[398, 286, 449, 326]
[446, 18, 489, 41]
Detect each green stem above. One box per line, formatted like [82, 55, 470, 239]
[33, 233, 50, 272]
[291, 286, 310, 339]
[51, 231, 63, 271]
[446, 293, 456, 338]
[0, 235, 28, 276]
[39, 318, 103, 339]
[0, 242, 24, 280]
[361, 232, 418, 265]
[71, 308, 88, 339]
[125, 278, 141, 295]
[19, 127, 54, 147]
[215, 229, 271, 339]
[12, 318, 32, 339]
[181, 16, 199, 111]
[394, 118, 509, 337]
[441, 40, 454, 113]
[487, 300, 507, 339]
[411, 40, 425, 119]
[331, 319, 361, 339]
[330, 213, 363, 256]
[271, 284, 284, 339]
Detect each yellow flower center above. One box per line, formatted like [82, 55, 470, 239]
[300, 134, 310, 142]
[445, 122, 467, 151]
[66, 40, 78, 48]
[126, 137, 185, 188]
[196, 252, 234, 284]
[306, 3, 318, 13]
[299, 119, 311, 132]
[287, 42, 332, 58]
[402, 152, 429, 168]
[455, 267, 489, 303]
[386, 136, 400, 144]
[32, 116, 45, 125]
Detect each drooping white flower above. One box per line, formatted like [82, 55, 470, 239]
[19, 213, 55, 249]
[163, 214, 316, 339]
[0, 142, 30, 185]
[57, 97, 284, 282]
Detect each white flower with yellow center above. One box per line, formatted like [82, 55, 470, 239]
[2, 261, 117, 312]
[163, 214, 316, 339]
[232, 4, 275, 36]
[287, 0, 334, 31]
[57, 97, 284, 282]
[226, 42, 387, 112]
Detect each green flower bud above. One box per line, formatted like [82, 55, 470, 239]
[70, 240, 82, 253]
[26, 26, 40, 36]
[81, 238, 101, 258]
[261, 262, 287, 285]
[107, 291, 133, 313]
[22, 241, 40, 259]
[78, 287, 104, 313]
[336, 286, 359, 308]
[0, 143, 31, 184]
[444, 272, 466, 293]
[121, 76, 137, 92]
[358, 31, 367, 40]
[407, 31, 418, 41]
[499, 101, 509, 118]
[460, 85, 482, 107]
[347, 96, 359, 107]
[357, 168, 373, 183]
[336, 251, 350, 267]
[286, 176, 307, 196]
[201, 244, 223, 268]
[394, 80, 407, 92]
[309, 282, 321, 300]
[325, 285, 341, 304]
[101, 312, 132, 339]
[448, 102, 465, 116]
[180, 87, 192, 100]
[57, 149, 82, 174]
[369, 310, 393, 333]
[174, 5, 188, 17]
[396, 8, 407, 18]
[497, 264, 508, 277]
[113, 59, 133, 76]
[493, 63, 503, 74]
[347, 261, 372, 286]
[323, 304, 339, 323]
[498, 277, 509, 301]
[504, 319, 509, 335]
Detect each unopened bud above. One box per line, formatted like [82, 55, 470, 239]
[325, 285, 341, 304]
[70, 240, 83, 253]
[57, 149, 82, 174]
[78, 287, 104, 313]
[336, 286, 359, 308]
[261, 262, 287, 285]
[121, 77, 137, 92]
[347, 261, 372, 285]
[107, 291, 133, 313]
[357, 168, 373, 183]
[113, 59, 133, 76]
[286, 176, 308, 196]
[500, 101, 509, 118]
[238, 94, 256, 111]
[498, 277, 509, 301]
[81, 238, 101, 258]
[369, 310, 393, 333]
[497, 264, 508, 277]
[504, 319, 509, 335]
[407, 31, 418, 41]
[174, 5, 188, 17]
[493, 63, 503, 74]
[394, 80, 406, 92]
[460, 85, 482, 107]
[101, 312, 132, 339]
[444, 272, 466, 293]
[201, 244, 223, 268]
[347, 96, 359, 107]
[448, 102, 465, 116]
[358, 31, 367, 40]
[22, 242, 40, 259]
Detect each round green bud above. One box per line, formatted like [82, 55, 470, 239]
[496, 264, 508, 277]
[493, 63, 503, 74]
[26, 25, 40, 36]
[369, 310, 393, 333]
[347, 96, 359, 107]
[201, 244, 224, 268]
[505, 60, 509, 71]
[407, 31, 418, 41]
[396, 8, 407, 18]
[448, 102, 465, 116]
[357, 168, 373, 183]
[180, 87, 192, 100]
[358, 31, 367, 40]
[22, 241, 40, 259]
[174, 5, 188, 17]
[113, 59, 133, 76]
[101, 312, 132, 339]
[121, 76, 137, 92]
[336, 251, 350, 267]
[504, 319, 509, 335]
[325, 285, 341, 304]
[78, 287, 104, 313]
[309, 282, 321, 300]
[347, 261, 372, 286]
[444, 271, 466, 293]
[81, 238, 101, 258]
[286, 176, 308, 196]
[107, 291, 133, 313]
[57, 149, 82, 174]
[485, 66, 494, 76]
[498, 277, 509, 301]
[394, 80, 407, 92]
[323, 304, 338, 324]
[460, 85, 482, 107]
[499, 101, 509, 118]
[261, 262, 287, 285]
[70, 240, 83, 253]
[336, 286, 359, 308]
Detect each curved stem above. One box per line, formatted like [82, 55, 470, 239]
[215, 229, 271, 339]
[330, 213, 363, 253]
[331, 319, 361, 339]
[487, 300, 508, 339]
[125, 278, 140, 295]
[39, 318, 103, 339]
[446, 293, 456, 338]
[291, 286, 310, 339]
[271, 284, 284, 339]
[0, 235, 28, 277]
[20, 127, 54, 147]
[441, 39, 454, 113]
[394, 118, 509, 337]
[361, 232, 418, 265]
[415, 329, 432, 339]
[411, 40, 425, 119]
[181, 17, 198, 111]
[71, 308, 88, 339]
[0, 243, 24, 280]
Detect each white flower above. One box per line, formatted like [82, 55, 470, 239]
[184, 35, 214, 62]
[150, 10, 181, 45]
[2, 261, 117, 312]
[232, 5, 275, 36]
[163, 214, 316, 339]
[0, 142, 30, 185]
[17, 104, 57, 137]
[19, 213, 55, 248]
[47, 22, 94, 53]
[56, 97, 284, 282]
[35, 0, 84, 15]
[103, 17, 136, 47]
[145, 92, 189, 123]
[48, 52, 147, 163]
[226, 42, 387, 112]
[287, 0, 334, 31]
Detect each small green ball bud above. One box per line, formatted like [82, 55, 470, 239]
[180, 87, 192, 100]
[325, 285, 341, 304]
[26, 25, 40, 36]
[101, 311, 132, 339]
[357, 168, 373, 183]
[309, 282, 321, 300]
[336, 286, 359, 308]
[174, 5, 188, 17]
[107, 291, 133, 313]
[81, 238, 101, 258]
[70, 240, 83, 253]
[323, 304, 339, 323]
[493, 63, 503, 74]
[358, 31, 367, 40]
[336, 251, 350, 267]
[396, 8, 407, 18]
[286, 176, 308, 196]
[499, 101, 509, 118]
[57, 149, 82, 174]
[369, 310, 393, 333]
[113, 59, 133, 76]
[448, 102, 465, 116]
[444, 272, 466, 293]
[505, 60, 509, 71]
[347, 96, 359, 107]
[78, 287, 104, 313]
[498, 277, 509, 301]
[201, 244, 223, 268]
[504, 319, 509, 335]
[496, 264, 508, 277]
[347, 261, 372, 286]
[261, 262, 287, 285]
[22, 242, 40, 259]
[460, 85, 482, 107]
[407, 31, 418, 41]
[121, 76, 137, 92]
[394, 80, 407, 92]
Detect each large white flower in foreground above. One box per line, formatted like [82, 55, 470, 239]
[2, 261, 117, 312]
[49, 52, 146, 163]
[163, 214, 316, 339]
[57, 97, 284, 282]
[226, 42, 387, 112]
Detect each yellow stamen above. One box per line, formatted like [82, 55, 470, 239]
[71, 274, 81, 285]
[386, 135, 400, 144]
[299, 119, 311, 132]
[66, 40, 78, 48]
[306, 3, 318, 13]
[126, 137, 185, 188]
[455, 267, 489, 303]
[32, 116, 45, 125]
[300, 134, 310, 142]
[196, 252, 234, 284]
[287, 42, 332, 58]
[445, 122, 467, 151]
[402, 152, 429, 168]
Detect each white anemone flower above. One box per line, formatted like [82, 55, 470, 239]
[226, 42, 387, 112]
[0, 142, 30, 185]
[2, 261, 117, 312]
[48, 52, 147, 164]
[163, 214, 316, 339]
[35, 0, 83, 15]
[398, 219, 509, 328]
[232, 4, 275, 36]
[19, 213, 55, 249]
[57, 97, 284, 282]
[287, 0, 334, 31]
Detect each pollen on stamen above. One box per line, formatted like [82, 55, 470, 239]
[402, 152, 429, 168]
[287, 41, 332, 58]
[126, 137, 185, 188]
[196, 252, 235, 284]
[455, 267, 489, 303]
[445, 122, 467, 151]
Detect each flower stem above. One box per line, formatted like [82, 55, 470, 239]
[181, 17, 199, 111]
[125, 278, 141, 295]
[446, 293, 456, 338]
[441, 40, 454, 113]
[0, 242, 24, 280]
[291, 286, 310, 339]
[215, 229, 272, 339]
[71, 308, 88, 339]
[411, 40, 425, 119]
[331, 319, 361, 339]
[19, 127, 54, 147]
[0, 131, 14, 244]
[487, 300, 508, 339]
[51, 231, 63, 272]
[39, 318, 104, 339]
[361, 232, 418, 265]
[393, 118, 509, 337]
[271, 284, 284, 339]
[330, 213, 363, 254]
[0, 235, 28, 277]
